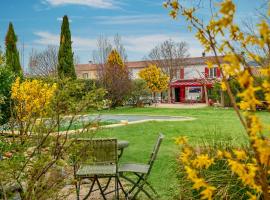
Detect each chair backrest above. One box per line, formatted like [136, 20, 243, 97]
[147, 133, 164, 174]
[76, 138, 118, 165]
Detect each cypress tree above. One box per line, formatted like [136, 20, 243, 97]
[58, 15, 76, 79]
[5, 22, 22, 75]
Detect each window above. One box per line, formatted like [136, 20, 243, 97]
[176, 69, 180, 79]
[189, 87, 201, 93]
[83, 73, 89, 79]
[209, 67, 217, 78]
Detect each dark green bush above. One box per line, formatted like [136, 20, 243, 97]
[128, 79, 151, 107]
[210, 78, 241, 107]
[0, 66, 16, 125]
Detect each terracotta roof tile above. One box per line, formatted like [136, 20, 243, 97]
[75, 56, 224, 71]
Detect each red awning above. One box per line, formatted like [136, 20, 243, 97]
[170, 79, 213, 87]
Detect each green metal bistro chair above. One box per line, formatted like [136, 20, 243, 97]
[75, 138, 126, 200]
[119, 133, 164, 200]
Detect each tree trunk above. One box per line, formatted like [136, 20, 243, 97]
[204, 84, 209, 105]
[168, 86, 171, 103]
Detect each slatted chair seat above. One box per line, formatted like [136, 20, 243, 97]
[76, 164, 117, 177]
[119, 163, 150, 174]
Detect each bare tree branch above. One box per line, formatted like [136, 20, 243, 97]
[148, 39, 190, 83]
[29, 46, 58, 77]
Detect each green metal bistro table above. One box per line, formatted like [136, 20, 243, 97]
[117, 140, 129, 158]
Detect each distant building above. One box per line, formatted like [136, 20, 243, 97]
[75, 56, 225, 103]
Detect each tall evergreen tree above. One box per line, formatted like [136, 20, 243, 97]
[58, 15, 76, 79]
[5, 22, 22, 75]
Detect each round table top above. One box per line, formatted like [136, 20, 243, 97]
[118, 140, 129, 149]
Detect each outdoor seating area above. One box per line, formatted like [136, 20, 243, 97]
[74, 134, 164, 200]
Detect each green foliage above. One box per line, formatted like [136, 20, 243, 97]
[129, 79, 151, 107]
[52, 78, 106, 115]
[58, 15, 76, 79]
[0, 66, 16, 125]
[211, 78, 241, 106]
[5, 22, 22, 75]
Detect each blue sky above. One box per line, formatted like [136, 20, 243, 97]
[0, 0, 265, 70]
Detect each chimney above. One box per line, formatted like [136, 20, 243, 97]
[202, 52, 206, 57]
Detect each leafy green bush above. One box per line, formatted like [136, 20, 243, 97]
[128, 79, 151, 107]
[211, 78, 241, 107]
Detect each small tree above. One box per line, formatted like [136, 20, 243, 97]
[93, 34, 127, 81]
[58, 15, 76, 79]
[139, 64, 169, 101]
[5, 22, 22, 75]
[102, 49, 131, 108]
[129, 79, 151, 107]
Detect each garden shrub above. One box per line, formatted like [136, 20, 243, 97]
[128, 79, 151, 107]
[0, 77, 106, 199]
[211, 78, 241, 107]
[176, 140, 253, 199]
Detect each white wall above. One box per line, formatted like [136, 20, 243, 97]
[130, 68, 141, 79]
[184, 65, 206, 79]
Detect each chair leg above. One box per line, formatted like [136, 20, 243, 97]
[102, 177, 112, 192]
[121, 175, 156, 200]
[82, 178, 96, 200]
[132, 185, 154, 200]
[96, 177, 107, 200]
[115, 176, 119, 199]
[75, 179, 81, 200]
[128, 175, 143, 194]
[118, 177, 128, 197]
[134, 173, 159, 196]
[145, 181, 158, 195]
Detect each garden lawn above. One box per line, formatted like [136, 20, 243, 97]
[77, 107, 269, 199]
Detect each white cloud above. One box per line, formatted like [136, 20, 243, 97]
[33, 31, 204, 62]
[45, 0, 117, 9]
[95, 15, 168, 25]
[122, 34, 204, 57]
[34, 31, 96, 50]
[44, 0, 118, 9]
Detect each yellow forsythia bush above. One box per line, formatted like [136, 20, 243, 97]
[139, 64, 169, 93]
[11, 78, 57, 122]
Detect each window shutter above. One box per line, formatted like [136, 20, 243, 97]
[205, 67, 209, 78]
[216, 67, 221, 77]
[180, 68, 184, 79]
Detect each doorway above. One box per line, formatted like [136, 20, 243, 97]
[175, 88, 180, 102]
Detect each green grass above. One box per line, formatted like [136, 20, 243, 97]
[76, 107, 269, 199]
